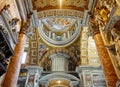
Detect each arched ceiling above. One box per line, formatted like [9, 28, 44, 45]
[38, 17, 81, 47]
[30, 0, 94, 47]
[28, 0, 101, 68]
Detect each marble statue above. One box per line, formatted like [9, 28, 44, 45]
[105, 27, 120, 66]
[111, 28, 120, 42]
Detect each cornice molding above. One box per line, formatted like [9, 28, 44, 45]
[38, 9, 84, 19]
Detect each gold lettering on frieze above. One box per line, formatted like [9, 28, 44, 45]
[53, 10, 56, 16]
[63, 10, 67, 16]
[77, 11, 83, 18]
[68, 10, 75, 16]
[38, 10, 83, 19]
[57, 10, 64, 16]
[46, 11, 53, 16]
[38, 12, 44, 18]
[44, 11, 48, 17]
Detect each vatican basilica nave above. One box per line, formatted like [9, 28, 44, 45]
[0, 0, 120, 87]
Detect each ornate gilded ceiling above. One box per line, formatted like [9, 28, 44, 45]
[32, 0, 90, 19]
[32, 0, 89, 11]
[29, 0, 100, 68]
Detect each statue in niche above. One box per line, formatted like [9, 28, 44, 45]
[111, 28, 120, 42]
[105, 25, 120, 66]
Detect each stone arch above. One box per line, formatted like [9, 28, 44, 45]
[40, 48, 78, 68]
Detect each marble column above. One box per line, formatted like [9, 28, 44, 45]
[92, 27, 118, 87]
[1, 19, 30, 87]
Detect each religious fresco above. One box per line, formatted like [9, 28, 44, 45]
[42, 17, 76, 31]
[39, 17, 80, 47]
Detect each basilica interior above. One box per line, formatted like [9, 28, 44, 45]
[0, 0, 120, 87]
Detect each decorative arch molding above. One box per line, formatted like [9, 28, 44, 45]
[39, 73, 80, 81]
[39, 73, 80, 86]
[40, 49, 78, 67]
[46, 49, 75, 59]
[38, 9, 84, 19]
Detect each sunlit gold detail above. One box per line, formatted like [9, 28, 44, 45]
[116, 0, 120, 7]
[57, 80, 61, 84]
[59, 0, 62, 9]
[48, 79, 70, 87]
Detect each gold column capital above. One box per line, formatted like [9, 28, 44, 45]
[89, 16, 100, 36]
[19, 18, 31, 35]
